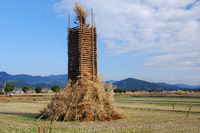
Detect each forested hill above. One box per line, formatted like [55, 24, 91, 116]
[1, 72, 199, 90]
[0, 72, 68, 88]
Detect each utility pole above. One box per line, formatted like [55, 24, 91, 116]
[124, 81, 126, 89]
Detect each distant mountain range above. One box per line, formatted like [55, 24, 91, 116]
[0, 72, 68, 88]
[174, 84, 200, 89]
[113, 78, 200, 91]
[113, 78, 163, 91]
[0, 72, 200, 90]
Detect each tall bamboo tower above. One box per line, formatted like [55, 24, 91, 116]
[67, 3, 97, 83]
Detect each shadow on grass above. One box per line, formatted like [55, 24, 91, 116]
[0, 111, 39, 119]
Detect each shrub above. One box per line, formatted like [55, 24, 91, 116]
[178, 90, 185, 94]
[5, 84, 15, 94]
[35, 87, 42, 93]
[114, 88, 124, 94]
[51, 85, 61, 93]
[123, 89, 126, 93]
[22, 86, 30, 93]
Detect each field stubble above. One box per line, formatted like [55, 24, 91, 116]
[0, 96, 199, 132]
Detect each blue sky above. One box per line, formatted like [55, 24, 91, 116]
[0, 0, 200, 85]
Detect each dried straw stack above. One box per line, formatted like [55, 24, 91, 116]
[39, 76, 123, 121]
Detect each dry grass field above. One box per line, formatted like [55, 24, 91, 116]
[0, 95, 200, 132]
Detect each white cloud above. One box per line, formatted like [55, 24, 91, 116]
[151, 75, 200, 85]
[54, 0, 200, 70]
[143, 0, 196, 8]
[144, 52, 200, 70]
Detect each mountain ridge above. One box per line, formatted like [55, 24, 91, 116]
[1, 71, 200, 90]
[0, 72, 68, 88]
[113, 78, 164, 91]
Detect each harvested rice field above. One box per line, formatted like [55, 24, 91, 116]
[0, 96, 200, 133]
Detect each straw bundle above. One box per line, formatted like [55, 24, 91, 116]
[74, 2, 89, 25]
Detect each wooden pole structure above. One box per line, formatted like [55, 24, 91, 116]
[67, 8, 98, 84]
[91, 9, 94, 80]
[68, 14, 70, 28]
[186, 106, 192, 118]
[79, 12, 82, 82]
[94, 15, 95, 27]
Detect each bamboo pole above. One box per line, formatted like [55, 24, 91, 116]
[38, 126, 41, 133]
[79, 12, 82, 81]
[63, 97, 74, 122]
[75, 97, 77, 121]
[42, 124, 46, 133]
[68, 14, 70, 28]
[47, 111, 57, 121]
[91, 8, 94, 80]
[49, 111, 62, 133]
[186, 106, 192, 118]
[94, 15, 95, 27]
[37, 112, 46, 121]
[91, 8, 93, 28]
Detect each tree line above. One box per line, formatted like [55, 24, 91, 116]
[113, 88, 127, 94]
[4, 84, 61, 94]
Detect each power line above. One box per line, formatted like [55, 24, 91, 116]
[112, 53, 141, 79]
[29, 43, 66, 73]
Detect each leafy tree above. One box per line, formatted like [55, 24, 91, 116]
[5, 84, 15, 94]
[123, 89, 126, 93]
[22, 86, 30, 93]
[51, 85, 61, 93]
[131, 89, 135, 93]
[118, 89, 123, 94]
[114, 88, 124, 94]
[114, 88, 119, 93]
[35, 87, 42, 93]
